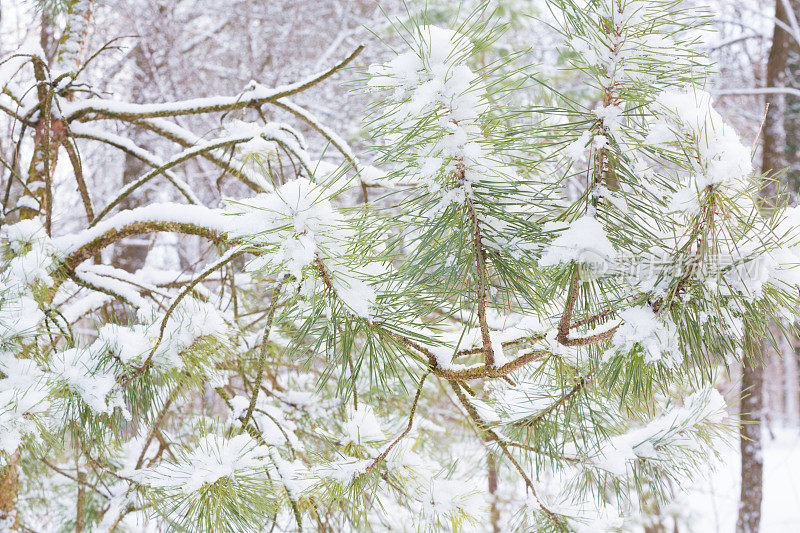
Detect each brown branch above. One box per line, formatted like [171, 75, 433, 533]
[558, 324, 619, 347]
[552, 270, 620, 346]
[62, 137, 95, 222]
[513, 371, 594, 428]
[453, 309, 618, 360]
[21, 57, 57, 232]
[378, 325, 551, 381]
[61, 220, 227, 271]
[465, 193, 495, 367]
[556, 270, 579, 345]
[448, 381, 563, 528]
[570, 308, 616, 329]
[128, 119, 263, 192]
[66, 46, 364, 122]
[314, 256, 334, 291]
[454, 333, 545, 359]
[242, 281, 285, 426]
[366, 371, 430, 471]
[71, 128, 200, 204]
[89, 137, 243, 224]
[441, 350, 552, 381]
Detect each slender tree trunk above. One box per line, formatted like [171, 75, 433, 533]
[737, 2, 794, 531]
[785, 0, 800, 198]
[112, 44, 155, 274]
[0, 451, 20, 526]
[76, 469, 86, 532]
[780, 326, 799, 425]
[757, 1, 792, 209]
[488, 452, 500, 533]
[737, 325, 766, 533]
[0, 11, 63, 524]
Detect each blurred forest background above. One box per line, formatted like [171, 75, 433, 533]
[1, 0, 799, 531]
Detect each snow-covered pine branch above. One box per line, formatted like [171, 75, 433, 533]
[0, 1, 798, 531]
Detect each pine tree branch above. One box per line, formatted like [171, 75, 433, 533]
[88, 136, 247, 225]
[465, 187, 495, 367]
[366, 371, 430, 471]
[449, 381, 564, 529]
[62, 136, 95, 222]
[121, 248, 245, 386]
[70, 124, 201, 205]
[241, 281, 285, 427]
[513, 371, 594, 428]
[129, 118, 264, 192]
[60, 215, 230, 271]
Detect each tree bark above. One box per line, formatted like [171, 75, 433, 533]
[785, 0, 800, 197]
[112, 44, 155, 274]
[758, 0, 792, 209]
[488, 452, 500, 533]
[737, 2, 794, 532]
[0, 11, 62, 524]
[780, 326, 799, 425]
[0, 451, 20, 526]
[76, 468, 86, 532]
[737, 325, 766, 533]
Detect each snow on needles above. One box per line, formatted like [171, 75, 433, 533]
[230, 178, 378, 319]
[367, 26, 499, 215]
[54, 203, 232, 260]
[539, 215, 617, 268]
[592, 388, 727, 476]
[342, 404, 386, 444]
[99, 298, 231, 370]
[229, 178, 339, 280]
[134, 433, 270, 494]
[610, 306, 682, 367]
[646, 88, 753, 212]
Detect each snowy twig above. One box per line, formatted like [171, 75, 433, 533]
[70, 124, 200, 208]
[64, 46, 364, 122]
[273, 98, 370, 201]
[513, 371, 594, 428]
[465, 186, 495, 367]
[366, 371, 430, 471]
[449, 381, 564, 528]
[122, 248, 246, 386]
[241, 280, 285, 427]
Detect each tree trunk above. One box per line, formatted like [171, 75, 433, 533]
[488, 452, 500, 533]
[785, 0, 800, 198]
[112, 44, 154, 274]
[0, 451, 19, 526]
[737, 325, 766, 533]
[113, 148, 152, 272]
[780, 326, 799, 425]
[0, 11, 63, 524]
[737, 2, 794, 531]
[757, 0, 792, 210]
